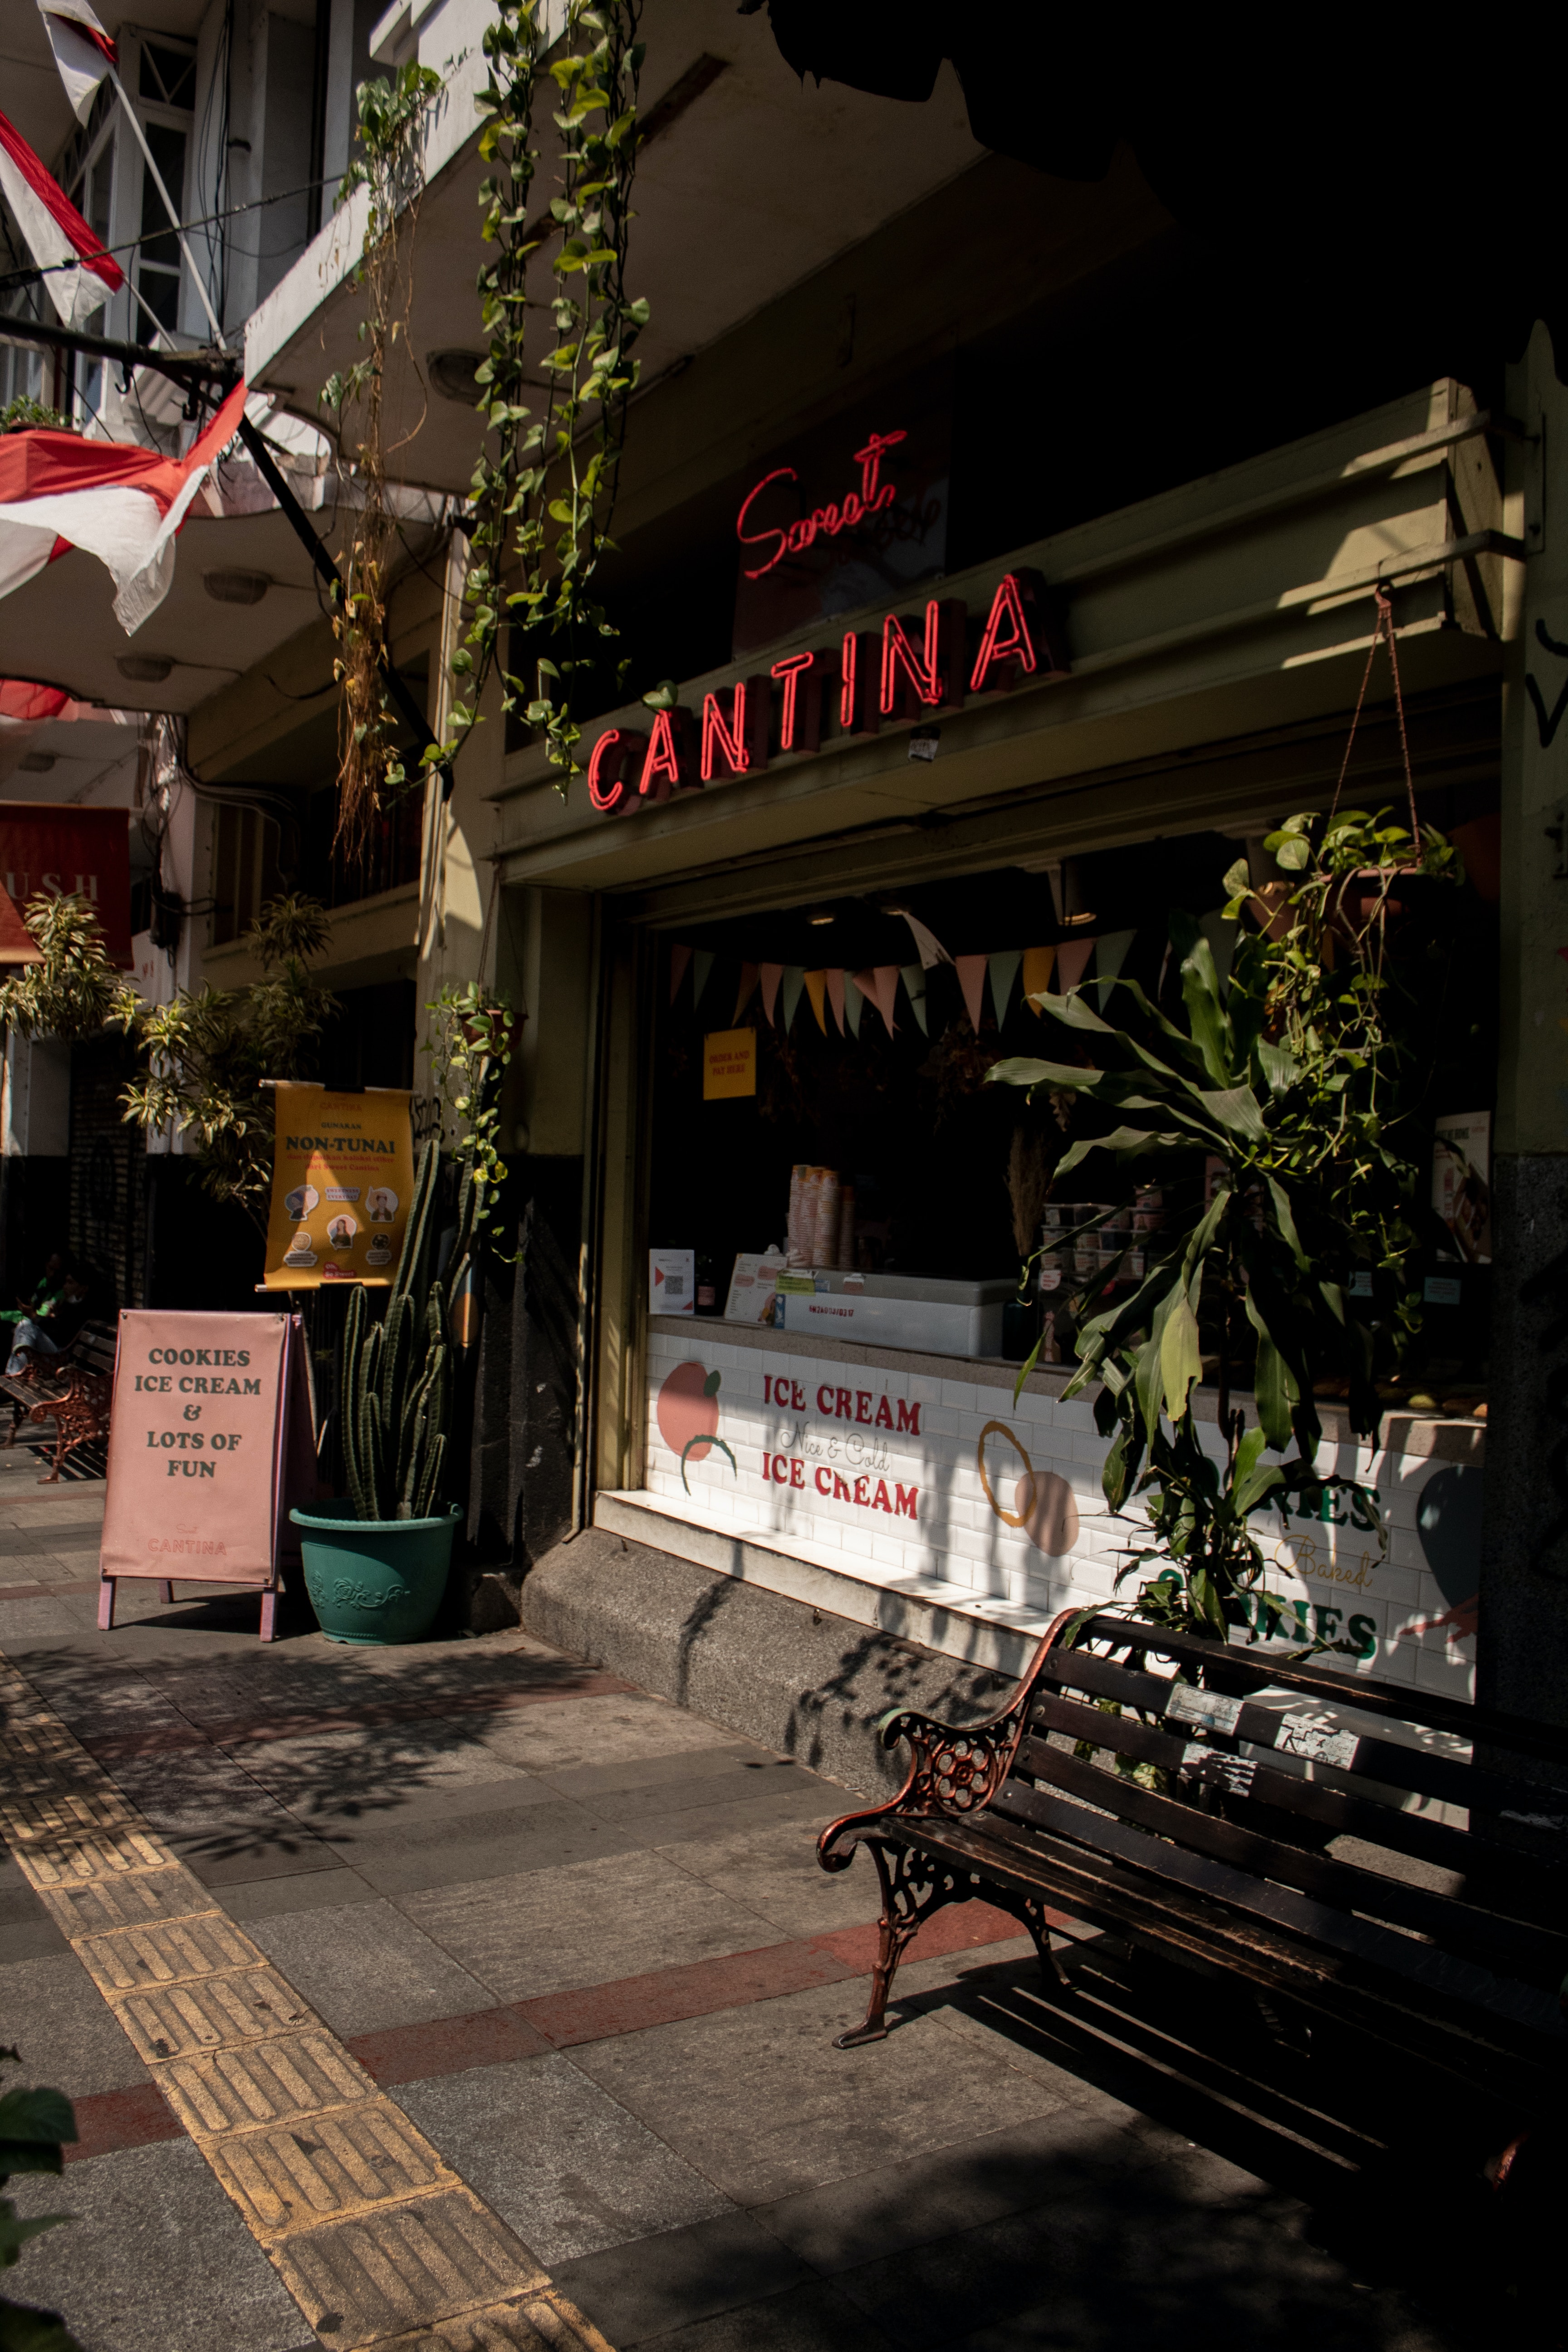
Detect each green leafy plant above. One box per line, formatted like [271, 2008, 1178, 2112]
[986, 809, 1461, 1644]
[340, 1136, 475, 1520]
[0, 894, 139, 1044]
[442, 0, 649, 784]
[122, 895, 337, 1233]
[0, 396, 68, 435]
[423, 982, 517, 1247]
[0, 2047, 81, 2352]
[323, 59, 445, 848]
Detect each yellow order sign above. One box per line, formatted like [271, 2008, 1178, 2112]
[976, 1419, 1080, 1557]
[263, 1084, 415, 1289]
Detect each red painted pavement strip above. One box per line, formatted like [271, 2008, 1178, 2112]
[58, 1901, 1064, 2160]
[64, 2082, 181, 2162]
[514, 1898, 1044, 2050]
[346, 2004, 555, 2085]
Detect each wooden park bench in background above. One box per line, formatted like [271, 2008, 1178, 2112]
[819, 1608, 1568, 2174]
[0, 1318, 118, 1482]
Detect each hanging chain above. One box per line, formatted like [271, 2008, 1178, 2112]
[1327, 584, 1421, 844]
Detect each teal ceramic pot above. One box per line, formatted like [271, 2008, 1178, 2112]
[290, 1500, 462, 1644]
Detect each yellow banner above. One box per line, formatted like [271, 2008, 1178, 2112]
[264, 1085, 415, 1289]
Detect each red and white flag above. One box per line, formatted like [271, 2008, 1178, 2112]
[0, 108, 123, 328]
[0, 379, 248, 633]
[37, 0, 118, 125]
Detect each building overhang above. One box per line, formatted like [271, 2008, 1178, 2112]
[486, 379, 1515, 906]
[244, 0, 984, 495]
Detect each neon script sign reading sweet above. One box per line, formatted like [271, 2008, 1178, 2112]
[586, 569, 1069, 816]
[736, 430, 908, 580]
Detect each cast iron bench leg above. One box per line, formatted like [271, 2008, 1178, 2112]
[834, 1839, 967, 2050]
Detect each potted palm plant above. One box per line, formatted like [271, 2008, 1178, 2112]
[986, 808, 1461, 1646]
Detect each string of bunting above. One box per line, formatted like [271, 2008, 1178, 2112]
[667, 925, 1144, 1036]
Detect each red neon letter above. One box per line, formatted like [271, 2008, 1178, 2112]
[586, 727, 646, 814]
[853, 430, 906, 509]
[880, 612, 937, 720]
[893, 1483, 918, 1519]
[736, 466, 798, 580]
[699, 678, 769, 782]
[880, 599, 968, 721]
[839, 632, 880, 735]
[815, 1465, 833, 1496]
[639, 708, 695, 800]
[817, 1383, 835, 1415]
[970, 571, 1068, 694]
[771, 650, 823, 754]
[587, 730, 627, 813]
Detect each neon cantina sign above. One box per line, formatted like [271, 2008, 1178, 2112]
[585, 560, 1070, 816]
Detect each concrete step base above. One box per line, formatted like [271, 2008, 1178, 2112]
[518, 1525, 1019, 1797]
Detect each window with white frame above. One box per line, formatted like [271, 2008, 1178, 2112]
[132, 36, 198, 334]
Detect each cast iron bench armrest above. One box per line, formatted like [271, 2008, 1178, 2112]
[818, 1606, 1084, 1874]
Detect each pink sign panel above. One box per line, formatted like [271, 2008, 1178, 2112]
[98, 1310, 318, 1635]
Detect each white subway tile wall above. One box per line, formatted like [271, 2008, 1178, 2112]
[641, 1332, 1478, 1703]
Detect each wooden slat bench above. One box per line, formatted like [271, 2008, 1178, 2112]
[819, 1608, 1568, 2156]
[0, 1318, 117, 1482]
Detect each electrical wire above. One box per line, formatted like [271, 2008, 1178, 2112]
[0, 175, 338, 299]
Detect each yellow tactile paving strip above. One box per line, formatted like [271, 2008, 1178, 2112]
[0, 1656, 616, 2352]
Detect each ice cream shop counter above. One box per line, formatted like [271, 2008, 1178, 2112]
[604, 1313, 1487, 1707]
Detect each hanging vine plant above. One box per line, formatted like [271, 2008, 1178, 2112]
[436, 0, 649, 788]
[323, 61, 444, 853]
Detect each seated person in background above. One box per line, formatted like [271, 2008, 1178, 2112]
[1, 1249, 67, 1334]
[5, 1263, 95, 1377]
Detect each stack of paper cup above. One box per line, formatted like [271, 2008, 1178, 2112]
[816, 1171, 840, 1269]
[836, 1184, 856, 1269]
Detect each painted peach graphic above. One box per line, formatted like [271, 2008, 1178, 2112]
[977, 1420, 1079, 1556]
[657, 1362, 737, 1493]
[1012, 1467, 1079, 1557]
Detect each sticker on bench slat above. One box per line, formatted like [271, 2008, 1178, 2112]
[1180, 1743, 1258, 1796]
[1162, 1685, 1244, 1735]
[1272, 1718, 1359, 1769]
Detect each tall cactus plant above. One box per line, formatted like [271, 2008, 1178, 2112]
[339, 1138, 476, 1520]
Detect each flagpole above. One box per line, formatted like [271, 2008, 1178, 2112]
[107, 69, 224, 343]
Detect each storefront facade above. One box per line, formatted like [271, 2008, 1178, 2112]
[490, 372, 1509, 1704]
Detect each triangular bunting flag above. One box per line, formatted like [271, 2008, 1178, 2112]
[898, 911, 952, 970]
[804, 970, 828, 1033]
[955, 953, 987, 1033]
[900, 963, 929, 1036]
[826, 968, 846, 1034]
[988, 950, 1021, 1027]
[669, 942, 692, 1005]
[843, 970, 864, 1038]
[732, 961, 760, 1024]
[780, 966, 806, 1031]
[870, 965, 901, 1038]
[1021, 945, 1056, 1016]
[1199, 910, 1237, 990]
[1096, 928, 1135, 984]
[1056, 938, 1095, 992]
[692, 948, 715, 1009]
[760, 963, 784, 1026]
